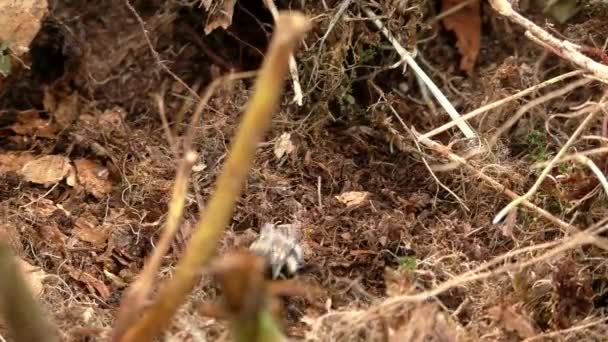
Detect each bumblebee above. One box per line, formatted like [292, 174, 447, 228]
[249, 223, 303, 279]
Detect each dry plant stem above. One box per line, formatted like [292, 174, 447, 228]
[369, 223, 607, 314]
[385, 99, 470, 211]
[312, 223, 608, 335]
[488, 0, 608, 83]
[415, 134, 584, 236]
[263, 0, 304, 106]
[119, 12, 311, 342]
[523, 316, 608, 341]
[113, 71, 258, 341]
[363, 7, 477, 139]
[418, 70, 584, 141]
[0, 242, 59, 342]
[532, 146, 608, 168]
[155, 92, 177, 155]
[574, 155, 608, 196]
[489, 77, 593, 145]
[112, 152, 197, 341]
[493, 102, 603, 224]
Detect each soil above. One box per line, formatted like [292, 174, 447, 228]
[1, 0, 608, 341]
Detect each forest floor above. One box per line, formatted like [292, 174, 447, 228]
[2, 0, 608, 341]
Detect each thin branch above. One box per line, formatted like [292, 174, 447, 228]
[489, 77, 593, 145]
[488, 0, 608, 83]
[363, 7, 477, 139]
[417, 70, 584, 141]
[493, 100, 605, 224]
[263, 0, 305, 106]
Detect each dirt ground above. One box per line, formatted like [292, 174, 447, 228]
[2, 0, 608, 341]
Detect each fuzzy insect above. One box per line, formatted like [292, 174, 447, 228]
[248, 223, 304, 279]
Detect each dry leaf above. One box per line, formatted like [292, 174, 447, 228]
[16, 258, 48, 298]
[274, 132, 295, 159]
[335, 191, 369, 206]
[0, 152, 35, 173]
[0, 0, 48, 56]
[20, 155, 73, 186]
[97, 106, 126, 133]
[10, 110, 59, 137]
[44, 89, 79, 128]
[67, 267, 111, 300]
[204, 0, 237, 34]
[73, 216, 109, 247]
[488, 304, 537, 338]
[441, 0, 481, 73]
[38, 223, 68, 246]
[73, 159, 112, 199]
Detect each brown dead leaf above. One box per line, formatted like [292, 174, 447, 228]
[488, 304, 537, 338]
[67, 267, 111, 300]
[20, 155, 73, 186]
[335, 191, 369, 206]
[203, 0, 237, 34]
[16, 258, 48, 298]
[73, 159, 112, 199]
[73, 216, 109, 247]
[441, 0, 481, 73]
[0, 152, 35, 173]
[9, 110, 59, 137]
[0, 0, 48, 56]
[97, 106, 126, 133]
[43, 89, 79, 128]
[38, 223, 68, 246]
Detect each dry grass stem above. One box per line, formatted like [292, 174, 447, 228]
[413, 132, 608, 250]
[489, 77, 594, 145]
[574, 155, 608, 197]
[493, 99, 605, 224]
[312, 222, 608, 337]
[418, 70, 585, 141]
[523, 317, 608, 341]
[488, 0, 608, 83]
[532, 146, 608, 168]
[111, 151, 198, 341]
[263, 0, 305, 106]
[363, 7, 478, 139]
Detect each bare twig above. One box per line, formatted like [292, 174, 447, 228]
[574, 155, 608, 198]
[363, 7, 477, 139]
[523, 316, 608, 341]
[263, 0, 305, 106]
[489, 77, 593, 145]
[488, 0, 608, 84]
[532, 146, 608, 168]
[493, 100, 605, 224]
[414, 132, 594, 239]
[418, 70, 584, 141]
